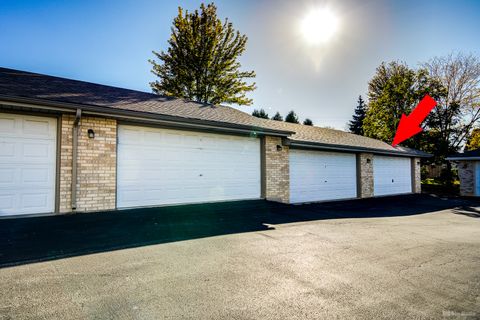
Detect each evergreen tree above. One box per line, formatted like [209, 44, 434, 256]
[149, 3, 256, 106]
[252, 109, 269, 119]
[348, 95, 366, 135]
[285, 110, 299, 124]
[271, 112, 283, 121]
[303, 118, 313, 126]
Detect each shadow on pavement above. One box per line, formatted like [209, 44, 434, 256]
[452, 206, 480, 218]
[0, 194, 478, 268]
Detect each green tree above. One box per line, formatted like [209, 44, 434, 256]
[348, 95, 366, 135]
[285, 110, 299, 124]
[465, 128, 480, 151]
[252, 109, 269, 119]
[303, 118, 313, 126]
[149, 3, 256, 106]
[363, 61, 445, 151]
[271, 112, 283, 121]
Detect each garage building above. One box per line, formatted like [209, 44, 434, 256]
[0, 68, 429, 216]
[447, 149, 480, 197]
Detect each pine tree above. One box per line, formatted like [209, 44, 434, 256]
[271, 112, 283, 121]
[285, 110, 299, 124]
[348, 95, 366, 135]
[303, 118, 313, 126]
[252, 109, 269, 119]
[149, 3, 256, 106]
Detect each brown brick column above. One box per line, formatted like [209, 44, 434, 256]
[263, 136, 289, 203]
[411, 157, 422, 193]
[59, 115, 117, 213]
[458, 161, 475, 196]
[357, 153, 374, 198]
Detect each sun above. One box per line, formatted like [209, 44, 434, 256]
[300, 8, 339, 45]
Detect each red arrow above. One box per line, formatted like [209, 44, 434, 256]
[392, 94, 437, 147]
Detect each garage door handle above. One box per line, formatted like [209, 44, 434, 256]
[199, 174, 203, 177]
[392, 179, 394, 183]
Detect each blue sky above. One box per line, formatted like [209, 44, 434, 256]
[1, 0, 479, 129]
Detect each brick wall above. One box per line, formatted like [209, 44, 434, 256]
[357, 153, 374, 198]
[412, 158, 422, 193]
[263, 136, 289, 203]
[59, 115, 74, 212]
[59, 115, 117, 213]
[458, 161, 475, 196]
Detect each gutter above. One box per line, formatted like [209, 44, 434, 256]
[0, 95, 294, 137]
[284, 139, 432, 158]
[72, 109, 81, 210]
[446, 157, 480, 161]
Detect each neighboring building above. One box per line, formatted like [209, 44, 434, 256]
[446, 149, 480, 197]
[0, 68, 430, 217]
[423, 163, 446, 179]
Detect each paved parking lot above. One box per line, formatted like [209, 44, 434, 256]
[0, 195, 479, 319]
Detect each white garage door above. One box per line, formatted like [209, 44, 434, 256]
[0, 113, 56, 216]
[290, 149, 357, 203]
[117, 125, 261, 208]
[374, 156, 412, 196]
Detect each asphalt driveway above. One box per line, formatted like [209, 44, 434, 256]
[0, 195, 479, 319]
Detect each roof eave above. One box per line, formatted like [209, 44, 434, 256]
[446, 157, 480, 161]
[0, 94, 294, 137]
[285, 139, 432, 158]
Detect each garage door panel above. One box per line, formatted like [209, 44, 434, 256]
[0, 168, 15, 185]
[0, 114, 56, 216]
[21, 167, 54, 184]
[374, 156, 411, 196]
[21, 192, 49, 208]
[290, 149, 357, 203]
[0, 191, 54, 215]
[0, 142, 15, 158]
[0, 194, 15, 211]
[22, 118, 55, 136]
[117, 188, 143, 204]
[117, 125, 261, 208]
[22, 142, 51, 158]
[0, 139, 55, 164]
[0, 117, 15, 133]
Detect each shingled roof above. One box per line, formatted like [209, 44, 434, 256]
[446, 148, 480, 160]
[258, 120, 430, 157]
[0, 67, 429, 157]
[0, 67, 276, 130]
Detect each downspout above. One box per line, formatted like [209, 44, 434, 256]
[72, 109, 82, 211]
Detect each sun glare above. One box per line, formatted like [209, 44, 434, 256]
[300, 8, 339, 45]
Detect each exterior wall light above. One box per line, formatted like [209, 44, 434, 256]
[87, 129, 95, 139]
[276, 145, 283, 151]
[366, 158, 371, 164]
